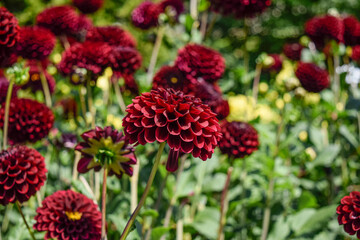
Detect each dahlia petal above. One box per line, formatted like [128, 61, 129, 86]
[144, 128, 156, 143]
[167, 121, 181, 135]
[77, 157, 92, 173]
[166, 149, 180, 172]
[345, 222, 356, 235]
[17, 182, 29, 194]
[167, 135, 181, 151]
[180, 141, 194, 153]
[138, 130, 147, 145]
[155, 127, 169, 142]
[154, 113, 167, 127]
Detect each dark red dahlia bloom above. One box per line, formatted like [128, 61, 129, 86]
[0, 146, 47, 205]
[0, 74, 18, 103]
[122, 88, 222, 172]
[209, 0, 271, 19]
[352, 46, 360, 61]
[22, 60, 55, 94]
[0, 98, 54, 144]
[16, 26, 55, 60]
[295, 62, 330, 93]
[73, 0, 104, 14]
[122, 74, 139, 95]
[34, 190, 102, 240]
[219, 121, 259, 159]
[337, 191, 360, 239]
[75, 126, 137, 178]
[344, 16, 360, 46]
[159, 0, 184, 21]
[175, 44, 225, 84]
[264, 54, 283, 73]
[153, 65, 191, 93]
[0, 7, 19, 49]
[131, 1, 161, 30]
[0, 50, 17, 68]
[110, 47, 142, 76]
[86, 26, 136, 48]
[283, 43, 303, 61]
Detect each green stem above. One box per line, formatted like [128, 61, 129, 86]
[252, 63, 262, 107]
[240, 159, 247, 240]
[113, 79, 127, 114]
[37, 61, 52, 107]
[146, 27, 165, 86]
[217, 167, 233, 240]
[101, 169, 108, 240]
[243, 18, 250, 77]
[3, 78, 14, 150]
[86, 80, 96, 129]
[119, 142, 166, 240]
[333, 54, 340, 105]
[16, 202, 36, 240]
[79, 86, 88, 126]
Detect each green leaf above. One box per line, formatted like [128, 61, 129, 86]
[289, 208, 316, 233]
[192, 207, 220, 240]
[298, 190, 318, 210]
[150, 227, 172, 240]
[309, 126, 324, 151]
[339, 125, 359, 148]
[141, 209, 159, 218]
[268, 215, 290, 240]
[309, 144, 340, 168]
[202, 173, 227, 192]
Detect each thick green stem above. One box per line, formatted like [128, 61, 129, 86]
[333, 54, 340, 105]
[260, 178, 275, 240]
[16, 202, 36, 240]
[3, 79, 14, 150]
[101, 169, 108, 240]
[252, 63, 262, 107]
[146, 27, 165, 86]
[113, 79, 126, 114]
[119, 142, 166, 240]
[217, 167, 233, 240]
[240, 159, 247, 240]
[37, 62, 52, 107]
[86, 80, 96, 129]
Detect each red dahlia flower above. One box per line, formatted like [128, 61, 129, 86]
[159, 0, 184, 21]
[152, 65, 191, 93]
[175, 44, 225, 84]
[0, 7, 19, 49]
[121, 74, 139, 95]
[131, 1, 161, 30]
[16, 26, 55, 60]
[73, 0, 104, 14]
[110, 47, 142, 76]
[0, 146, 47, 205]
[86, 26, 136, 48]
[75, 126, 137, 178]
[344, 16, 360, 46]
[351, 46, 360, 61]
[295, 62, 330, 93]
[283, 43, 303, 61]
[0, 50, 17, 68]
[219, 121, 259, 159]
[34, 190, 102, 240]
[264, 54, 283, 73]
[22, 60, 56, 94]
[0, 98, 54, 144]
[209, 0, 271, 19]
[337, 191, 360, 239]
[122, 88, 222, 172]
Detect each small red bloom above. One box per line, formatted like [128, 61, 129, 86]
[122, 88, 222, 172]
[175, 44, 225, 83]
[295, 62, 330, 93]
[0, 7, 19, 49]
[16, 26, 55, 60]
[344, 16, 360, 46]
[337, 191, 360, 239]
[159, 0, 184, 21]
[352, 46, 360, 61]
[110, 47, 142, 76]
[72, 0, 104, 14]
[283, 43, 303, 61]
[0, 146, 47, 205]
[153, 65, 191, 93]
[34, 190, 102, 240]
[219, 121, 259, 159]
[22, 60, 56, 94]
[75, 126, 137, 178]
[131, 1, 161, 30]
[0, 98, 54, 144]
[264, 54, 283, 73]
[209, 0, 271, 19]
[86, 26, 136, 48]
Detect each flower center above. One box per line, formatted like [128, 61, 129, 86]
[31, 73, 40, 82]
[170, 77, 178, 84]
[95, 148, 115, 165]
[65, 211, 82, 221]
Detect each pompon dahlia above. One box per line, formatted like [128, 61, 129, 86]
[72, 0, 104, 14]
[0, 98, 54, 144]
[0, 146, 47, 205]
[110, 47, 142, 76]
[175, 44, 225, 83]
[34, 190, 102, 240]
[0, 7, 19, 49]
[159, 0, 184, 21]
[153, 65, 191, 93]
[16, 26, 55, 60]
[295, 62, 330, 93]
[0, 75, 18, 103]
[75, 126, 137, 178]
[131, 1, 161, 30]
[209, 0, 271, 19]
[219, 121, 259, 159]
[264, 54, 283, 73]
[337, 191, 360, 239]
[344, 16, 360, 46]
[122, 88, 222, 172]
[22, 60, 56, 94]
[351, 46, 360, 61]
[283, 43, 303, 61]
[86, 26, 136, 48]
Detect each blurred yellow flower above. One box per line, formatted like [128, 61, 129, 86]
[259, 82, 269, 94]
[276, 60, 295, 87]
[304, 92, 320, 105]
[283, 93, 292, 103]
[255, 104, 281, 123]
[305, 147, 317, 160]
[107, 114, 123, 129]
[276, 99, 285, 110]
[299, 131, 308, 142]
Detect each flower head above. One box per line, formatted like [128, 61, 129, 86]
[110, 47, 142, 76]
[159, 0, 184, 21]
[283, 43, 303, 61]
[0, 50, 17, 68]
[209, 0, 271, 19]
[86, 26, 136, 48]
[337, 191, 360, 239]
[352, 46, 360, 61]
[263, 54, 283, 73]
[343, 16, 360, 46]
[131, 1, 161, 30]
[16, 26, 55, 60]
[75, 126, 137, 178]
[122, 88, 222, 172]
[295, 62, 330, 93]
[72, 0, 104, 14]
[0, 146, 47, 205]
[219, 121, 259, 159]
[0, 98, 54, 144]
[153, 65, 191, 93]
[0, 74, 18, 103]
[34, 190, 101, 240]
[22, 60, 55, 94]
[0, 7, 19, 50]
[175, 44, 225, 84]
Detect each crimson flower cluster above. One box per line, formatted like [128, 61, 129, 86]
[283, 43, 303, 61]
[263, 54, 283, 73]
[209, 0, 271, 19]
[295, 62, 330, 93]
[72, 0, 104, 14]
[337, 191, 360, 239]
[123, 88, 222, 172]
[34, 190, 102, 240]
[343, 16, 360, 46]
[0, 7, 19, 68]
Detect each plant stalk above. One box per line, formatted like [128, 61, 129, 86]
[252, 63, 262, 107]
[146, 27, 165, 86]
[113, 79, 127, 114]
[101, 169, 108, 240]
[2, 78, 14, 150]
[37, 61, 52, 107]
[217, 167, 233, 240]
[16, 202, 36, 240]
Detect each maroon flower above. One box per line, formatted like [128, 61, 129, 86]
[337, 191, 360, 239]
[264, 54, 283, 73]
[0, 74, 18, 103]
[16, 26, 55, 60]
[131, 1, 161, 30]
[122, 88, 222, 172]
[0, 146, 47, 205]
[73, 0, 104, 14]
[0, 50, 17, 68]
[159, 0, 184, 21]
[86, 26, 136, 48]
[34, 190, 101, 240]
[352, 46, 360, 61]
[153, 65, 191, 93]
[175, 44, 225, 84]
[75, 126, 137, 178]
[219, 121, 259, 159]
[344, 16, 360, 46]
[295, 62, 330, 93]
[209, 0, 271, 19]
[0, 98, 54, 144]
[122, 74, 139, 95]
[283, 43, 303, 61]
[0, 7, 19, 49]
[110, 47, 142, 76]
[22, 60, 56, 94]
